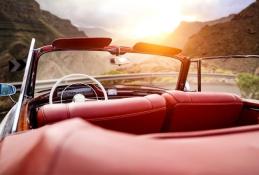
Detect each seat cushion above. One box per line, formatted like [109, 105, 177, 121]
[162, 91, 243, 132]
[37, 94, 166, 134]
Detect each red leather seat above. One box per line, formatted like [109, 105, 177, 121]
[162, 91, 243, 132]
[37, 94, 166, 134]
[3, 119, 259, 175]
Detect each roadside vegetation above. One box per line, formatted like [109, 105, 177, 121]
[236, 73, 259, 100]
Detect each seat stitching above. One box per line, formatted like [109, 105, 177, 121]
[87, 107, 166, 122]
[165, 91, 180, 103]
[144, 96, 154, 109]
[42, 106, 47, 125]
[47, 125, 87, 175]
[66, 104, 71, 119]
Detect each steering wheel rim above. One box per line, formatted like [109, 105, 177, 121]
[49, 74, 108, 104]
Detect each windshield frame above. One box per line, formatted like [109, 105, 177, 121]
[27, 40, 190, 98]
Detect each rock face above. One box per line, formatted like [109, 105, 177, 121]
[183, 0, 259, 57]
[165, 15, 234, 49]
[0, 0, 86, 82]
[80, 27, 114, 38]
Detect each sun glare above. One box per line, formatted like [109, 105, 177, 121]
[131, 1, 183, 38]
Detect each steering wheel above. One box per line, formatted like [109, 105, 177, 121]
[49, 74, 108, 104]
[60, 83, 99, 103]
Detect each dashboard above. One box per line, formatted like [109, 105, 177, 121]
[32, 84, 167, 107]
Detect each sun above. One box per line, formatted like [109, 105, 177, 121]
[132, 18, 181, 38]
[131, 1, 183, 38]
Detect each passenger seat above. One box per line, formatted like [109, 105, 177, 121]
[162, 91, 243, 132]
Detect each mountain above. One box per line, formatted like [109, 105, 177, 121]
[165, 15, 234, 49]
[80, 27, 113, 38]
[0, 0, 86, 82]
[183, 0, 259, 57]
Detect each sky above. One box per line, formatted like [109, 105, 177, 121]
[36, 0, 255, 38]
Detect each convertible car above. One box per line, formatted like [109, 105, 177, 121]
[0, 38, 259, 174]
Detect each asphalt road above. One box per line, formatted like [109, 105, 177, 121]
[160, 83, 241, 95]
[200, 84, 241, 95]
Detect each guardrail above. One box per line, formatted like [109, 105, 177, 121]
[9, 72, 236, 91]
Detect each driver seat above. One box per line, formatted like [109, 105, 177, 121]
[37, 94, 166, 134]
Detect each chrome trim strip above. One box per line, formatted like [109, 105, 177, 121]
[11, 38, 35, 133]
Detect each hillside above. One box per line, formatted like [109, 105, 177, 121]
[0, 0, 86, 82]
[165, 15, 234, 49]
[183, 0, 259, 57]
[80, 27, 113, 38]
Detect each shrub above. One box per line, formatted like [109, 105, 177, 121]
[236, 73, 259, 99]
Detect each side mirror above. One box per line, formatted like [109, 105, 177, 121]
[184, 81, 191, 92]
[0, 83, 16, 97]
[110, 56, 130, 66]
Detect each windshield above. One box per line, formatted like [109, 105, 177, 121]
[35, 51, 181, 95]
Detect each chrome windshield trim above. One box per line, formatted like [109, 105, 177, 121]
[11, 38, 35, 133]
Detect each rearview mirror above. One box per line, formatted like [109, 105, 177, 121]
[110, 56, 131, 66]
[0, 83, 16, 96]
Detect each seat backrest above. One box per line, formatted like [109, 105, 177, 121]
[162, 91, 243, 132]
[37, 94, 166, 134]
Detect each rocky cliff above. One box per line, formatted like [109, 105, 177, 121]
[0, 0, 86, 82]
[165, 15, 234, 49]
[183, 0, 259, 57]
